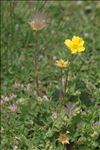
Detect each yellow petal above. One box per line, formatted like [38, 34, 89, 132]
[72, 36, 84, 45]
[70, 49, 78, 54]
[78, 46, 85, 52]
[72, 36, 80, 42]
[64, 39, 73, 49]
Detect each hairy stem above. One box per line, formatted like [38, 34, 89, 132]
[59, 69, 64, 102]
[34, 31, 40, 96]
[64, 68, 69, 96]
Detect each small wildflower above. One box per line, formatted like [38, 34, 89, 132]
[43, 95, 49, 101]
[9, 94, 17, 99]
[55, 59, 69, 68]
[0, 99, 5, 105]
[13, 146, 17, 150]
[1, 127, 4, 131]
[24, 83, 32, 91]
[94, 121, 100, 127]
[91, 131, 98, 139]
[84, 32, 89, 37]
[51, 111, 58, 119]
[66, 102, 77, 117]
[12, 81, 21, 88]
[66, 131, 70, 134]
[74, 90, 81, 96]
[14, 136, 21, 140]
[26, 83, 31, 91]
[73, 107, 81, 116]
[17, 98, 27, 105]
[52, 56, 57, 60]
[29, 12, 47, 31]
[3, 96, 10, 102]
[9, 104, 17, 112]
[37, 96, 44, 103]
[58, 133, 70, 145]
[64, 36, 85, 54]
[76, 1, 83, 5]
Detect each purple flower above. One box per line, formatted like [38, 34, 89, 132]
[9, 104, 17, 112]
[9, 94, 17, 99]
[0, 99, 5, 105]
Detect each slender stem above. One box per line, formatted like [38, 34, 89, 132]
[64, 53, 73, 97]
[34, 31, 40, 96]
[59, 69, 64, 102]
[64, 68, 69, 96]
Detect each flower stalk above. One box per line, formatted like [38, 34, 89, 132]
[55, 59, 70, 101]
[34, 31, 40, 96]
[64, 68, 69, 96]
[29, 12, 47, 96]
[59, 69, 64, 102]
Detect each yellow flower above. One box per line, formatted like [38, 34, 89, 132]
[29, 13, 47, 31]
[55, 59, 69, 68]
[64, 36, 85, 54]
[58, 133, 70, 145]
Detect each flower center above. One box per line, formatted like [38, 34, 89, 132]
[73, 44, 78, 49]
[61, 135, 67, 141]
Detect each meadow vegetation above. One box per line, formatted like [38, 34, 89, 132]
[1, 1, 100, 150]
